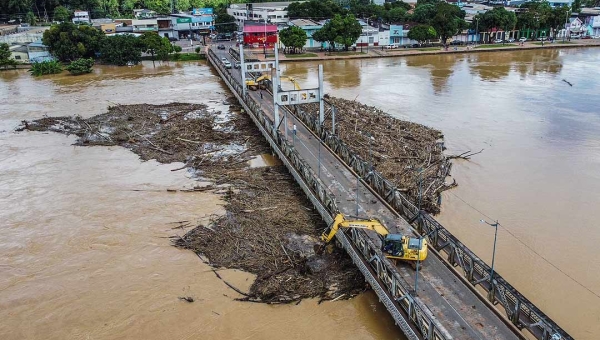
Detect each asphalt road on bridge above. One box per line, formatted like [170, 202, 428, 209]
[212, 44, 521, 340]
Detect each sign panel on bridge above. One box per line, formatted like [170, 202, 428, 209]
[245, 62, 276, 73]
[277, 89, 320, 106]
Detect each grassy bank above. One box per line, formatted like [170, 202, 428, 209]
[285, 53, 318, 58]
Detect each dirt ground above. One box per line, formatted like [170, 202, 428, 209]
[19, 102, 366, 303]
[300, 96, 455, 214]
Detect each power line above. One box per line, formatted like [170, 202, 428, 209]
[446, 190, 600, 300]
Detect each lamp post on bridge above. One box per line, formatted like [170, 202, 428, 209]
[413, 167, 424, 296]
[480, 219, 499, 287]
[355, 133, 375, 216]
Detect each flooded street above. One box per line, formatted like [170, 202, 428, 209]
[282, 47, 600, 339]
[0, 63, 401, 340]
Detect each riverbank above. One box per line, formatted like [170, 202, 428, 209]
[246, 39, 600, 63]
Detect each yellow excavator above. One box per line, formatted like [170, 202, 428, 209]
[245, 74, 301, 91]
[321, 214, 428, 264]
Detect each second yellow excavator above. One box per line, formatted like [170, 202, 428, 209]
[245, 74, 300, 91]
[321, 214, 428, 263]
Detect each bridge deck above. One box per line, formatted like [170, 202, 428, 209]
[212, 46, 522, 340]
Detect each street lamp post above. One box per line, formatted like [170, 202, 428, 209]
[356, 133, 375, 216]
[563, 10, 569, 43]
[480, 219, 499, 286]
[475, 17, 480, 46]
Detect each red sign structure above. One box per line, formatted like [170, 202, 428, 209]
[243, 23, 278, 48]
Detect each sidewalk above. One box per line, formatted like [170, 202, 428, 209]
[246, 39, 600, 63]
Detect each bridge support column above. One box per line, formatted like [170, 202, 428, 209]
[240, 45, 246, 97]
[272, 67, 279, 136]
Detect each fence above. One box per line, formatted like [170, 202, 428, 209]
[290, 95, 572, 340]
[207, 48, 456, 340]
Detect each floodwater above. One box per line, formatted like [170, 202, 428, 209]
[0, 63, 402, 340]
[282, 47, 600, 339]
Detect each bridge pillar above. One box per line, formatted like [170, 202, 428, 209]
[240, 45, 246, 97]
[272, 67, 279, 136]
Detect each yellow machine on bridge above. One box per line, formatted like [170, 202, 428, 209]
[321, 214, 428, 263]
[245, 74, 300, 91]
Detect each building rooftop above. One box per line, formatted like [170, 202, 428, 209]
[289, 19, 321, 27]
[243, 23, 278, 33]
[230, 1, 297, 10]
[9, 44, 28, 53]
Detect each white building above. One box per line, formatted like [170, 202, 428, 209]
[72, 10, 90, 24]
[355, 20, 379, 47]
[227, 2, 292, 28]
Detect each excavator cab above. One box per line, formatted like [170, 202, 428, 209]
[382, 234, 404, 257]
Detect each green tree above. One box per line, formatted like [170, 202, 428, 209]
[53, 6, 71, 22]
[0, 43, 17, 70]
[143, 0, 171, 14]
[407, 24, 437, 45]
[43, 23, 105, 61]
[473, 7, 516, 42]
[287, 0, 346, 19]
[25, 11, 37, 26]
[549, 6, 571, 38]
[411, 4, 436, 24]
[383, 7, 407, 24]
[66, 57, 94, 75]
[215, 10, 236, 33]
[279, 26, 308, 53]
[571, 0, 581, 13]
[431, 2, 466, 47]
[139, 32, 172, 66]
[99, 34, 144, 66]
[29, 60, 63, 76]
[314, 14, 362, 51]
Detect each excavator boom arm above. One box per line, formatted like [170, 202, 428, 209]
[321, 214, 389, 243]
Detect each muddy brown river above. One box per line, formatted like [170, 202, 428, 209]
[0, 63, 400, 340]
[1, 47, 599, 339]
[282, 47, 600, 339]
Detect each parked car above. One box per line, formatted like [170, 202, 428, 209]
[493, 39, 503, 44]
[233, 61, 241, 69]
[450, 40, 463, 45]
[536, 37, 547, 41]
[582, 35, 592, 39]
[217, 44, 226, 50]
[168, 36, 178, 42]
[519, 37, 527, 42]
[506, 38, 515, 43]
[410, 43, 420, 48]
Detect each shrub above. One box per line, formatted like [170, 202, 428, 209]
[29, 60, 63, 76]
[66, 58, 94, 75]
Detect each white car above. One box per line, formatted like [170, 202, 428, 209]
[493, 39, 503, 44]
[519, 37, 527, 42]
[506, 38, 515, 43]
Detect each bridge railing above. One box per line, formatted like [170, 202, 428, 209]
[290, 104, 571, 340]
[207, 48, 453, 340]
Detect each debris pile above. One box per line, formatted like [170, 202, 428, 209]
[175, 168, 365, 303]
[300, 96, 455, 214]
[20, 102, 365, 303]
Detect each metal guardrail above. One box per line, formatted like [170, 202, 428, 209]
[207, 48, 454, 340]
[291, 103, 573, 340]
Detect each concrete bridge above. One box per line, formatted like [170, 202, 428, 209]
[206, 44, 572, 340]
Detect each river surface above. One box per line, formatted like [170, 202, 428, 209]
[0, 63, 401, 340]
[281, 47, 600, 339]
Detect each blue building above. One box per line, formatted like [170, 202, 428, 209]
[289, 19, 323, 48]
